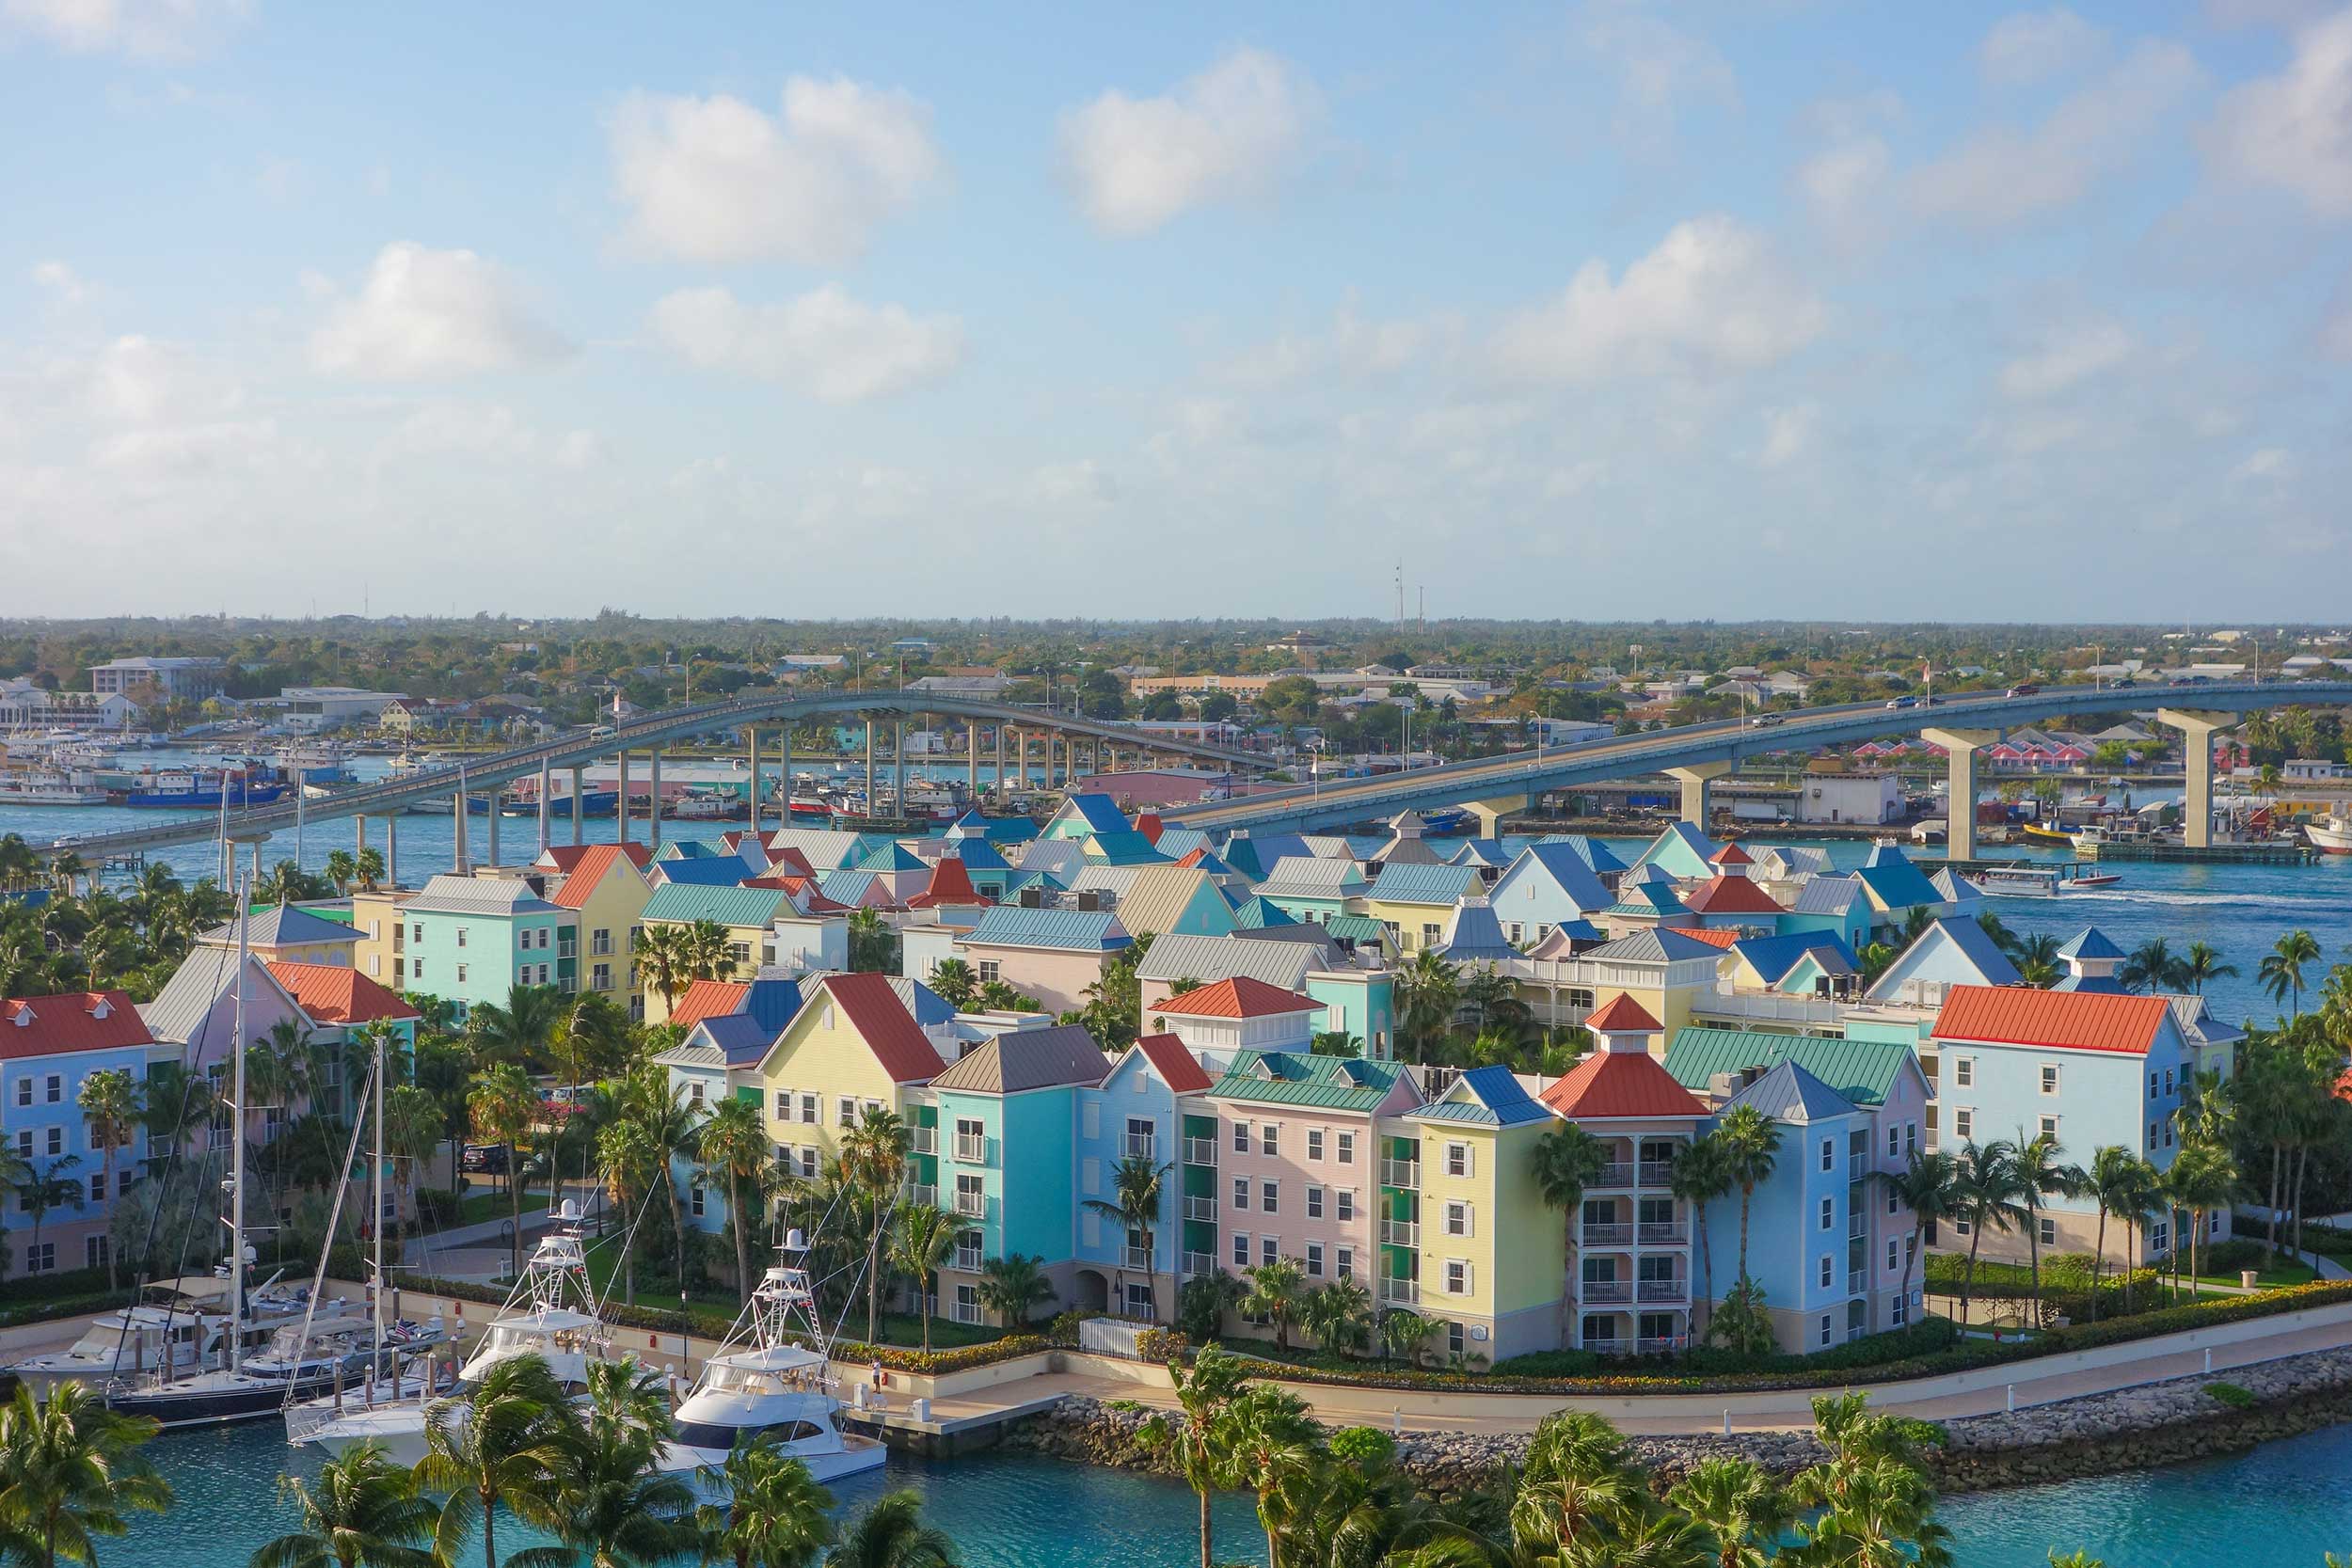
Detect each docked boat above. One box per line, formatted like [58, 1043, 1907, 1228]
[0, 769, 108, 806]
[654, 1232, 884, 1492]
[6, 1276, 305, 1393]
[2019, 821, 2076, 846]
[2307, 812, 2352, 855]
[124, 768, 288, 810]
[669, 790, 738, 821]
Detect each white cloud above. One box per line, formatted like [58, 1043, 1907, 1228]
[1058, 47, 1319, 236]
[1215, 298, 1438, 386]
[1489, 216, 1828, 383]
[1912, 40, 2202, 226]
[2206, 8, 2352, 217]
[1999, 320, 2137, 398]
[85, 334, 242, 424]
[1980, 8, 2107, 87]
[1028, 459, 1117, 506]
[309, 243, 573, 382]
[1577, 0, 1739, 143]
[646, 285, 963, 403]
[2230, 446, 2294, 479]
[609, 77, 940, 265]
[30, 260, 87, 305]
[0, 0, 249, 56]
[1759, 403, 1819, 467]
[1798, 135, 1893, 250]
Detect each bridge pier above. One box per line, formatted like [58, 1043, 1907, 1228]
[453, 773, 469, 873]
[865, 720, 876, 813]
[356, 816, 366, 860]
[385, 815, 399, 888]
[994, 725, 1006, 802]
[1466, 795, 1528, 837]
[2157, 708, 2240, 848]
[617, 751, 630, 847]
[1920, 728, 1997, 863]
[649, 753, 662, 848]
[747, 728, 760, 836]
[486, 794, 500, 868]
[570, 767, 584, 847]
[893, 721, 905, 816]
[779, 727, 791, 831]
[966, 724, 977, 806]
[538, 758, 551, 856]
[1662, 763, 1734, 828]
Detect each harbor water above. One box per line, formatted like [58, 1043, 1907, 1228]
[117, 1416, 2352, 1567]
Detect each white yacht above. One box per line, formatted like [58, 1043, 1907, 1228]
[289, 1200, 609, 1464]
[8, 1275, 302, 1394]
[655, 1232, 885, 1491]
[2307, 811, 2352, 855]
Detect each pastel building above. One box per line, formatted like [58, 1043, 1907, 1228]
[398, 876, 575, 1018]
[752, 973, 949, 1196]
[548, 843, 654, 1011]
[1400, 1065, 1564, 1363]
[1080, 1034, 1218, 1323]
[1, 991, 159, 1276]
[1359, 863, 1484, 954]
[1249, 856, 1368, 927]
[1486, 844, 1613, 948]
[952, 907, 1133, 1015]
[1145, 977, 1319, 1053]
[196, 904, 360, 968]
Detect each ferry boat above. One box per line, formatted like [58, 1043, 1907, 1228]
[654, 1231, 885, 1492]
[1969, 865, 2124, 897]
[124, 768, 288, 810]
[0, 770, 108, 806]
[2306, 812, 2352, 855]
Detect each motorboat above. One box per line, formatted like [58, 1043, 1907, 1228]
[0, 769, 107, 806]
[1969, 866, 2123, 897]
[6, 1276, 302, 1393]
[2306, 812, 2352, 855]
[654, 1231, 885, 1491]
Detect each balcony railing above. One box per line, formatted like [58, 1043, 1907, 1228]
[904, 1183, 937, 1210]
[1580, 1279, 1633, 1304]
[1590, 1162, 1635, 1187]
[1182, 1251, 1216, 1278]
[1849, 1268, 1868, 1295]
[953, 1249, 982, 1273]
[1379, 1159, 1420, 1189]
[1582, 1337, 1626, 1355]
[949, 1298, 981, 1325]
[1580, 1223, 1634, 1246]
[954, 1133, 990, 1164]
[1378, 1276, 1420, 1306]
[909, 1126, 937, 1154]
[952, 1190, 987, 1219]
[1121, 1244, 1153, 1271]
[1637, 1161, 1676, 1187]
[1379, 1218, 1419, 1247]
[1183, 1137, 1217, 1166]
[1123, 1132, 1156, 1160]
[1184, 1196, 1218, 1223]
[1636, 1334, 1691, 1354]
[1636, 1223, 1689, 1245]
[1848, 1212, 1867, 1240]
[1637, 1277, 1688, 1303]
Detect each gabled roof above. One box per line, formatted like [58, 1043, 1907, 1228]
[640, 883, 796, 928]
[139, 954, 303, 1047]
[406, 875, 559, 916]
[670, 980, 751, 1032]
[1727, 930, 1858, 985]
[1539, 1048, 1709, 1120]
[1928, 868, 1983, 905]
[1855, 857, 1943, 911]
[262, 963, 419, 1026]
[762, 828, 870, 870]
[1151, 975, 1319, 1020]
[1084, 830, 1169, 866]
[550, 843, 650, 909]
[1931, 985, 2173, 1055]
[1523, 920, 1605, 957]
[1409, 1063, 1551, 1127]
[962, 905, 1130, 953]
[657, 840, 726, 861]
[907, 857, 989, 911]
[1050, 793, 1132, 835]
[1606, 882, 1689, 919]
[1435, 899, 1519, 963]
[1681, 875, 1785, 915]
[1500, 843, 1613, 912]
[1719, 1059, 1859, 1122]
[944, 838, 1009, 872]
[1207, 1049, 1404, 1111]
[1629, 820, 1721, 877]
[1676, 926, 1744, 949]
[1173, 844, 1232, 876]
[1138, 933, 1317, 990]
[538, 842, 652, 873]
[2056, 927, 2126, 960]
[1228, 894, 1296, 929]
[1111, 865, 1223, 938]
[1254, 855, 1367, 897]
[649, 856, 755, 888]
[1788, 871, 1865, 913]
[1711, 841, 1755, 867]
[690, 1012, 776, 1067]
[1662, 1027, 1914, 1108]
[801, 972, 947, 1083]
[1363, 862, 1481, 907]
[1448, 838, 1517, 868]
[1, 990, 151, 1058]
[1587, 993, 1661, 1033]
[1581, 927, 1724, 963]
[1533, 833, 1629, 876]
[855, 841, 930, 873]
[930, 1024, 1106, 1094]
[1133, 1032, 1215, 1094]
[199, 904, 359, 949]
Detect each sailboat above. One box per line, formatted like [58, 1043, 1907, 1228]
[654, 1230, 885, 1492]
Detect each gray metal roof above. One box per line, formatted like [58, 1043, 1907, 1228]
[1254, 855, 1365, 895]
[1788, 874, 1864, 915]
[139, 953, 290, 1047]
[198, 904, 359, 949]
[1719, 1059, 1859, 1123]
[405, 875, 559, 916]
[1137, 932, 1317, 989]
[929, 1024, 1108, 1094]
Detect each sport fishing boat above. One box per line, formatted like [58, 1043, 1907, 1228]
[2306, 811, 2352, 855]
[654, 1231, 885, 1492]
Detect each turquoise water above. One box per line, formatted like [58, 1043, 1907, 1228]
[118, 1419, 2352, 1566]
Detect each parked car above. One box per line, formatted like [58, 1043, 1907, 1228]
[2006, 683, 2039, 698]
[460, 1142, 510, 1175]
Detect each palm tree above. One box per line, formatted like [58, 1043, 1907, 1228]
[2166, 1139, 2241, 1298]
[597, 1115, 663, 1307]
[680, 919, 740, 989]
[467, 1063, 540, 1281]
[1239, 1256, 1309, 1352]
[469, 983, 566, 1071]
[2078, 1146, 2156, 1322]
[844, 911, 898, 975]
[1883, 1149, 1958, 1320]
[74, 1068, 141, 1290]
[1951, 1139, 2027, 1326]
[1217, 1384, 1321, 1568]
[695, 1439, 836, 1568]
[544, 1381, 695, 1568]
[889, 1203, 959, 1353]
[925, 958, 977, 1010]
[1532, 1119, 1611, 1340]
[1670, 1133, 1735, 1314]
[1666, 1455, 1790, 1568]
[2183, 942, 2237, 995]
[384, 1085, 444, 1267]
[837, 1105, 912, 1343]
[1377, 1306, 1436, 1369]
[1511, 1409, 1645, 1558]
[2260, 929, 2322, 1017]
[1144, 1345, 1251, 1568]
[0, 1382, 172, 1568]
[2013, 1132, 2081, 1325]
[13, 1155, 84, 1273]
[1714, 1104, 1783, 1288]
[823, 1489, 958, 1568]
[613, 1060, 703, 1294]
[354, 847, 386, 893]
[634, 924, 694, 1014]
[250, 1439, 437, 1568]
[699, 1093, 775, 1295]
[412, 1353, 569, 1568]
[2119, 940, 2189, 993]
[324, 849, 358, 896]
[1296, 1275, 1372, 1359]
[976, 1253, 1054, 1328]
[1081, 1154, 1172, 1323]
[1392, 951, 1461, 1061]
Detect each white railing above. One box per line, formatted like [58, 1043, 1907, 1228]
[1379, 1276, 1420, 1305]
[1592, 1162, 1634, 1187]
[1123, 1132, 1155, 1160]
[1637, 1222, 1688, 1245]
[1697, 987, 1852, 1025]
[1379, 1217, 1419, 1247]
[954, 1133, 990, 1164]
[949, 1298, 982, 1325]
[1184, 1196, 1217, 1223]
[1849, 1268, 1868, 1295]
[1124, 1245, 1152, 1271]
[1182, 1251, 1216, 1278]
[1637, 1161, 1676, 1187]
[1581, 1223, 1634, 1246]
[953, 1190, 987, 1219]
[1379, 1159, 1420, 1189]
[909, 1126, 936, 1154]
[904, 1183, 937, 1209]
[1637, 1277, 1688, 1303]
[1581, 1279, 1632, 1304]
[1184, 1137, 1217, 1166]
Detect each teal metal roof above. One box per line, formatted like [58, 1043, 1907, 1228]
[639, 883, 794, 928]
[1661, 1026, 1913, 1108]
[1363, 862, 1481, 906]
[964, 905, 1131, 952]
[1322, 914, 1390, 942]
[1207, 1049, 1404, 1111]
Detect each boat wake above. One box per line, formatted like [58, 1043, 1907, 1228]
[2046, 888, 2335, 911]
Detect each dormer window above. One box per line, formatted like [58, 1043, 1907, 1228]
[89, 1000, 109, 1020]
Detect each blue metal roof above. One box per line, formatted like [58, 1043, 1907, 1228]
[1534, 833, 1629, 875]
[651, 856, 754, 887]
[1411, 1063, 1550, 1127]
[947, 839, 1010, 871]
[964, 905, 1131, 952]
[1152, 828, 1210, 860]
[743, 976, 805, 1034]
[1720, 1059, 1860, 1123]
[1446, 838, 1515, 867]
[1229, 895, 1297, 928]
[1728, 929, 1858, 985]
[1607, 882, 1688, 917]
[1510, 842, 1613, 909]
[657, 840, 725, 861]
[695, 1012, 776, 1066]
[1084, 830, 1169, 865]
[2056, 927, 2126, 960]
[855, 841, 930, 872]
[1855, 860, 1942, 911]
[1436, 900, 1519, 963]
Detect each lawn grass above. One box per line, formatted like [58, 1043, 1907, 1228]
[2190, 1259, 2316, 1290]
[455, 1187, 552, 1227]
[570, 1234, 1008, 1350]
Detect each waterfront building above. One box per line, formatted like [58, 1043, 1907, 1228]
[1715, 931, 1861, 999]
[396, 875, 575, 1019]
[1248, 856, 1368, 927]
[752, 972, 950, 1193]
[636, 885, 801, 1022]
[1135, 933, 1329, 1017]
[88, 655, 224, 701]
[1678, 846, 1789, 939]
[350, 887, 421, 990]
[1401, 1065, 1564, 1363]
[1104, 864, 1237, 940]
[548, 843, 652, 1011]
[1080, 1034, 1219, 1323]
[1144, 977, 1320, 1053]
[1, 990, 159, 1275]
[1040, 794, 1133, 842]
[951, 906, 1133, 1015]
[1775, 874, 1872, 953]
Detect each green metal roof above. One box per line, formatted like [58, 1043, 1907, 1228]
[1206, 1049, 1404, 1111]
[1322, 914, 1389, 942]
[1661, 1026, 1913, 1108]
[639, 883, 794, 929]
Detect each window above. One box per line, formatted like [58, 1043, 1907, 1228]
[1445, 1259, 1470, 1295]
[1307, 1187, 1324, 1220]
[954, 1174, 984, 1218]
[23, 1243, 53, 1275]
[1953, 1108, 1974, 1141]
[1820, 1256, 1833, 1289]
[953, 1285, 980, 1324]
[1448, 1321, 1467, 1355]
[1906, 1122, 1918, 1157]
[1887, 1238, 1899, 1272]
[11, 1079, 25, 1107]
[1820, 1137, 1834, 1173]
[1886, 1124, 1900, 1158]
[2151, 1219, 2169, 1253]
[2040, 1217, 2056, 1245]
[2040, 1064, 2060, 1096]
[1260, 1180, 1278, 1214]
[1232, 1122, 1250, 1153]
[690, 1185, 706, 1218]
[1337, 1132, 1355, 1164]
[1445, 1200, 1472, 1238]
[43, 1074, 60, 1104]
[688, 1082, 705, 1106]
[2164, 1068, 2175, 1095]
[411, 923, 422, 943]
[800, 1094, 818, 1125]
[955, 1117, 986, 1162]
[1891, 1291, 1909, 1326]
[839, 1097, 858, 1128]
[2039, 1115, 2058, 1139]
[456, 927, 469, 948]
[1421, 923, 1442, 948]
[85, 1235, 108, 1272]
[88, 1171, 104, 1203]
[594, 928, 612, 956]
[1261, 1124, 1279, 1157]
[15, 1131, 30, 1159]
[1445, 1141, 1471, 1178]
[1953, 1215, 1973, 1237]
[1820, 1314, 1833, 1347]
[773, 1093, 797, 1126]
[1232, 1232, 1250, 1267]
[1819, 1197, 1834, 1232]
[1261, 1236, 1279, 1267]
[1123, 1116, 1152, 1158]
[45, 1127, 61, 1156]
[455, 964, 469, 985]
[1953, 1057, 1974, 1088]
[977, 959, 1000, 985]
[412, 960, 423, 980]
[1306, 1129, 1324, 1162]
[1336, 1190, 1355, 1223]
[1232, 1177, 1249, 1212]
[1336, 1246, 1355, 1281]
[591, 962, 611, 991]
[1306, 1243, 1325, 1277]
[800, 1148, 818, 1179]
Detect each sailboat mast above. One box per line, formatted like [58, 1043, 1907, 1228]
[371, 1027, 386, 1357]
[229, 873, 248, 1374]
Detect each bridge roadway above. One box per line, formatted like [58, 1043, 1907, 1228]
[1163, 680, 2352, 838]
[41, 690, 1262, 857]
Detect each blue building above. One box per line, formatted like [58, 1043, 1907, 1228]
[1074, 1034, 1219, 1322]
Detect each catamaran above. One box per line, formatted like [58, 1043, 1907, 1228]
[654, 1230, 885, 1491]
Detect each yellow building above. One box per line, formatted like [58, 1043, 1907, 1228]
[548, 844, 653, 1012]
[349, 888, 421, 990]
[1359, 863, 1484, 954]
[753, 973, 948, 1190]
[636, 883, 799, 1024]
[1398, 1065, 1567, 1364]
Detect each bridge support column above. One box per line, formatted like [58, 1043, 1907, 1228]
[864, 720, 876, 813]
[649, 753, 662, 848]
[356, 816, 366, 859]
[993, 725, 1005, 801]
[747, 728, 760, 836]
[617, 751, 630, 846]
[2157, 708, 2240, 848]
[538, 758, 551, 856]
[893, 721, 905, 816]
[1466, 795, 1528, 837]
[966, 724, 977, 805]
[453, 791, 468, 873]
[385, 816, 399, 888]
[779, 727, 790, 828]
[1662, 762, 1734, 828]
[486, 794, 500, 868]
[570, 767, 584, 847]
[247, 836, 266, 889]
[1921, 729, 1998, 863]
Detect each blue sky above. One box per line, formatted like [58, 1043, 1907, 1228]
[4, 0, 2350, 621]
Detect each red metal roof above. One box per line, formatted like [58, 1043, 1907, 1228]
[549, 843, 649, 910]
[908, 857, 991, 910]
[1710, 841, 1755, 866]
[1539, 1048, 1709, 1120]
[537, 842, 651, 874]
[1136, 1032, 1214, 1094]
[1585, 993, 1661, 1034]
[263, 962, 421, 1026]
[1, 991, 151, 1059]
[671, 979, 750, 1031]
[817, 972, 946, 1083]
[766, 847, 817, 879]
[1681, 875, 1785, 915]
[1677, 927, 1743, 949]
[1174, 846, 1212, 868]
[1931, 985, 2171, 1055]
[1151, 975, 1318, 1020]
[1134, 813, 1165, 845]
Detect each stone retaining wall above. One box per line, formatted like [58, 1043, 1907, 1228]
[1001, 1343, 2352, 1498]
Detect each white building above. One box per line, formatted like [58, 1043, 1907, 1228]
[89, 656, 224, 700]
[254, 687, 407, 732]
[1795, 773, 1902, 826]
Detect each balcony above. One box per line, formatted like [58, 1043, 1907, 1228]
[1849, 1268, 1868, 1296]
[1579, 1279, 1633, 1305]
[953, 1249, 982, 1273]
[1182, 1251, 1216, 1278]
[1581, 1337, 1626, 1355]
[1183, 1137, 1217, 1167]
[1379, 1276, 1420, 1306]
[1637, 1161, 1676, 1188]
[1637, 1277, 1689, 1304]
[1590, 1161, 1634, 1187]
[1379, 1217, 1420, 1248]
[909, 1126, 937, 1155]
[1636, 1334, 1691, 1354]
[1124, 1245, 1153, 1271]
[1848, 1212, 1867, 1241]
[1580, 1223, 1634, 1247]
[1184, 1196, 1218, 1223]
[1636, 1223, 1689, 1245]
[954, 1133, 991, 1164]
[952, 1189, 988, 1219]
[1123, 1132, 1156, 1160]
[904, 1183, 937, 1210]
[949, 1298, 982, 1325]
[1379, 1159, 1420, 1189]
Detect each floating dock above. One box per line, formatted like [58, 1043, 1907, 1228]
[2081, 840, 2312, 865]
